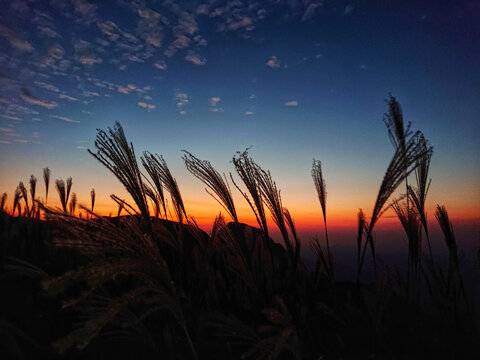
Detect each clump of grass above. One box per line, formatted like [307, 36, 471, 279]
[434, 205, 467, 305]
[142, 152, 186, 223]
[408, 134, 433, 258]
[253, 162, 298, 265]
[41, 207, 194, 358]
[55, 178, 73, 213]
[182, 150, 238, 223]
[231, 150, 269, 238]
[357, 97, 432, 281]
[13, 185, 22, 216]
[88, 122, 151, 229]
[69, 192, 77, 216]
[7, 96, 477, 360]
[391, 199, 422, 302]
[29, 175, 37, 216]
[311, 159, 332, 277]
[90, 188, 95, 212]
[0, 192, 6, 212]
[142, 153, 167, 218]
[43, 167, 51, 204]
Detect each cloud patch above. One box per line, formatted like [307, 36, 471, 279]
[266, 56, 281, 68]
[185, 53, 206, 66]
[154, 61, 167, 70]
[209, 96, 224, 112]
[0, 25, 34, 52]
[50, 115, 80, 123]
[21, 88, 58, 109]
[138, 101, 156, 110]
[284, 100, 298, 107]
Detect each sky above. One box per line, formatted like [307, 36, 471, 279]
[0, 0, 479, 243]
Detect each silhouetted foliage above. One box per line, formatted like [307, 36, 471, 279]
[0, 97, 477, 360]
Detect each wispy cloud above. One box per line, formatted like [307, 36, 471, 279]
[59, 93, 79, 101]
[164, 35, 191, 57]
[284, 100, 298, 107]
[79, 55, 102, 65]
[50, 115, 80, 123]
[137, 101, 156, 110]
[117, 86, 130, 94]
[0, 25, 34, 52]
[225, 16, 253, 31]
[1, 114, 22, 121]
[35, 81, 59, 93]
[21, 88, 58, 109]
[83, 90, 100, 97]
[245, 111, 253, 115]
[154, 61, 167, 70]
[266, 56, 281, 68]
[185, 53, 206, 66]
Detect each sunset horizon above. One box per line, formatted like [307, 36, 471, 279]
[1, 1, 479, 359]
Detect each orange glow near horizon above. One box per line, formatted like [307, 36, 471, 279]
[4, 188, 478, 234]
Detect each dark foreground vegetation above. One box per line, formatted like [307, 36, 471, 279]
[0, 96, 478, 359]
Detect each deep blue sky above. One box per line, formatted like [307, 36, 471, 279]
[0, 0, 479, 224]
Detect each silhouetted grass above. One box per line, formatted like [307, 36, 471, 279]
[0, 96, 477, 360]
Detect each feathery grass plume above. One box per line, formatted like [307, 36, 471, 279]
[254, 164, 293, 256]
[66, 177, 72, 204]
[18, 181, 29, 216]
[142, 152, 167, 218]
[391, 199, 422, 302]
[142, 152, 186, 223]
[312, 159, 332, 275]
[384, 94, 410, 155]
[90, 188, 95, 212]
[55, 179, 67, 212]
[29, 175, 37, 216]
[88, 122, 150, 228]
[283, 208, 301, 269]
[182, 150, 238, 223]
[13, 186, 22, 216]
[408, 134, 433, 258]
[0, 193, 6, 212]
[434, 205, 469, 312]
[43, 167, 50, 204]
[358, 124, 432, 279]
[384, 95, 411, 209]
[144, 186, 160, 218]
[231, 149, 268, 238]
[69, 192, 77, 216]
[356, 209, 367, 269]
[435, 205, 460, 282]
[210, 212, 226, 241]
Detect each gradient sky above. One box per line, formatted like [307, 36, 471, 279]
[0, 0, 479, 237]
